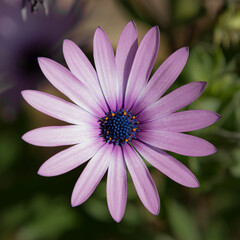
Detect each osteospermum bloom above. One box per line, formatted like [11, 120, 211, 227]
[22, 21, 220, 222]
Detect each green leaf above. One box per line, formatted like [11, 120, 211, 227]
[84, 198, 110, 221]
[0, 133, 20, 174]
[167, 200, 200, 240]
[17, 196, 77, 240]
[205, 220, 227, 240]
[183, 45, 213, 83]
[173, 0, 203, 24]
[230, 148, 240, 177]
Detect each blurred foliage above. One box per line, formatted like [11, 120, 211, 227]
[117, 0, 208, 50]
[167, 200, 200, 240]
[1, 0, 240, 239]
[214, 1, 240, 48]
[1, 195, 78, 240]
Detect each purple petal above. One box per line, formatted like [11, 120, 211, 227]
[63, 39, 98, 87]
[107, 146, 127, 222]
[22, 125, 100, 147]
[63, 40, 108, 113]
[38, 139, 104, 176]
[132, 140, 199, 188]
[71, 143, 114, 207]
[140, 110, 221, 132]
[124, 26, 160, 110]
[137, 131, 217, 156]
[38, 57, 105, 116]
[22, 90, 98, 126]
[123, 144, 160, 215]
[132, 47, 189, 114]
[138, 81, 207, 122]
[116, 21, 138, 109]
[93, 27, 118, 111]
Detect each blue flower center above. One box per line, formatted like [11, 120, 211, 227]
[100, 109, 139, 146]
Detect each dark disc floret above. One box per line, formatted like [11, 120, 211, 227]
[99, 109, 139, 146]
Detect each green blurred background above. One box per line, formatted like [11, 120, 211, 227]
[1, 0, 240, 239]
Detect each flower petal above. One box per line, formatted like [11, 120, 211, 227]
[123, 144, 160, 215]
[140, 110, 221, 132]
[22, 90, 98, 126]
[38, 138, 104, 177]
[71, 143, 114, 207]
[124, 26, 160, 110]
[22, 125, 100, 147]
[132, 47, 189, 114]
[138, 81, 207, 122]
[107, 146, 127, 222]
[63, 40, 108, 113]
[116, 21, 138, 109]
[132, 140, 199, 188]
[62, 39, 98, 87]
[93, 27, 118, 111]
[38, 57, 105, 116]
[137, 131, 217, 157]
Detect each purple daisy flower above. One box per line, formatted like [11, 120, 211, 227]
[0, 0, 85, 120]
[22, 21, 220, 222]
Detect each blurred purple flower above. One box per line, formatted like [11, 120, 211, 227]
[21, 0, 49, 21]
[0, 0, 85, 121]
[22, 21, 220, 222]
